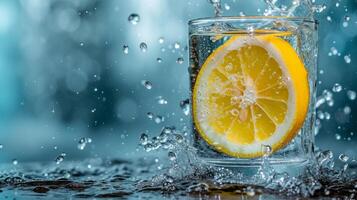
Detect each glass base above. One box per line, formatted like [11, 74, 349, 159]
[201, 157, 310, 177]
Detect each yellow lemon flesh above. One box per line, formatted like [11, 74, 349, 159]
[192, 34, 309, 158]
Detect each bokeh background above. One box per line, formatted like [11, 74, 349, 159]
[0, 0, 356, 163]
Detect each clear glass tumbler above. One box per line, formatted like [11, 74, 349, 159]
[188, 17, 318, 171]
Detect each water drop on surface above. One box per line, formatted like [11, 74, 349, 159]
[332, 83, 342, 93]
[139, 42, 147, 52]
[12, 159, 18, 165]
[180, 99, 190, 116]
[176, 57, 184, 64]
[141, 80, 152, 90]
[339, 154, 349, 162]
[128, 13, 140, 25]
[123, 45, 129, 54]
[344, 55, 351, 64]
[347, 90, 356, 100]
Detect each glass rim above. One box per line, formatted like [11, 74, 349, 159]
[188, 16, 317, 26]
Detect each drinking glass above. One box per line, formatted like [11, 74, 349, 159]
[188, 17, 318, 172]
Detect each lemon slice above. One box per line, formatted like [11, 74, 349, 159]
[192, 34, 309, 158]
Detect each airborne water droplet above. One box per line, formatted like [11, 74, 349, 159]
[347, 90, 356, 100]
[168, 152, 176, 161]
[180, 99, 190, 115]
[123, 45, 129, 54]
[158, 37, 164, 44]
[147, 112, 154, 119]
[157, 58, 162, 63]
[332, 83, 342, 93]
[128, 13, 140, 25]
[139, 42, 147, 52]
[335, 134, 341, 140]
[0, 144, 3, 149]
[339, 154, 349, 162]
[176, 57, 184, 64]
[78, 137, 92, 150]
[55, 153, 66, 164]
[157, 96, 168, 105]
[141, 80, 152, 90]
[140, 133, 149, 145]
[154, 115, 164, 124]
[344, 55, 351, 64]
[12, 159, 18, 165]
[343, 106, 351, 114]
[174, 42, 180, 49]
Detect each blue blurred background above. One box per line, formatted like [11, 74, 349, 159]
[0, 0, 356, 163]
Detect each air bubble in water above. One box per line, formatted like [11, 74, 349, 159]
[141, 80, 152, 90]
[326, 16, 332, 22]
[158, 37, 164, 44]
[157, 58, 162, 63]
[180, 99, 190, 116]
[12, 159, 18, 165]
[139, 42, 147, 52]
[154, 115, 164, 124]
[347, 90, 356, 100]
[344, 55, 351, 64]
[78, 137, 92, 150]
[128, 13, 140, 25]
[123, 45, 129, 54]
[339, 154, 349, 162]
[140, 133, 149, 145]
[176, 57, 184, 64]
[168, 152, 176, 161]
[335, 134, 341, 140]
[332, 83, 342, 93]
[174, 42, 180, 49]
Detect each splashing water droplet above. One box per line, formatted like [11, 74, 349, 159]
[347, 90, 356, 100]
[158, 37, 164, 44]
[123, 45, 129, 54]
[12, 159, 18, 165]
[128, 13, 140, 25]
[176, 57, 184, 64]
[332, 83, 342, 93]
[262, 144, 272, 156]
[55, 153, 66, 164]
[168, 152, 177, 161]
[140, 133, 149, 145]
[344, 55, 351, 64]
[141, 80, 152, 90]
[224, 3, 230, 10]
[343, 106, 351, 114]
[157, 58, 162, 63]
[157, 96, 168, 105]
[180, 99, 190, 116]
[154, 115, 165, 124]
[335, 134, 341, 140]
[78, 137, 92, 150]
[339, 154, 349, 162]
[147, 112, 154, 119]
[139, 42, 147, 52]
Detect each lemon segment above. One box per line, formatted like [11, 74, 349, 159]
[192, 34, 309, 158]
